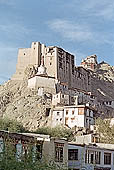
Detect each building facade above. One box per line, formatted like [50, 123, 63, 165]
[68, 142, 114, 170]
[12, 42, 92, 92]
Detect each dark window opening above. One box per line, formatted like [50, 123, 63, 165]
[55, 143, 64, 162]
[36, 143, 42, 160]
[68, 149, 78, 160]
[90, 154, 94, 164]
[66, 110, 68, 115]
[72, 110, 74, 115]
[104, 153, 111, 165]
[46, 108, 51, 116]
[57, 112, 59, 116]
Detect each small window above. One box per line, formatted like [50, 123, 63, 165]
[72, 110, 74, 115]
[60, 118, 62, 121]
[57, 112, 59, 116]
[24, 53, 25, 55]
[50, 62, 52, 65]
[71, 117, 75, 123]
[46, 108, 51, 116]
[62, 95, 64, 98]
[66, 110, 68, 115]
[109, 101, 112, 105]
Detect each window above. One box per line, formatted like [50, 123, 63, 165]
[65, 117, 68, 125]
[72, 110, 74, 115]
[104, 152, 111, 165]
[36, 143, 43, 159]
[78, 108, 84, 115]
[55, 143, 64, 162]
[66, 110, 68, 115]
[71, 117, 75, 123]
[109, 101, 112, 105]
[57, 112, 59, 116]
[90, 153, 94, 164]
[85, 150, 101, 164]
[95, 151, 101, 164]
[45, 108, 51, 116]
[68, 149, 78, 160]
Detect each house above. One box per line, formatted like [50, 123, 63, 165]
[64, 105, 95, 129]
[68, 142, 114, 170]
[52, 92, 70, 106]
[51, 107, 64, 127]
[0, 130, 68, 167]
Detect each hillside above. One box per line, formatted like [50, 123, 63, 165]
[0, 79, 52, 131]
[91, 62, 114, 100]
[91, 62, 114, 117]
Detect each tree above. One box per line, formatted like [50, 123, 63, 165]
[96, 118, 114, 144]
[35, 126, 73, 140]
[0, 142, 67, 170]
[0, 118, 26, 133]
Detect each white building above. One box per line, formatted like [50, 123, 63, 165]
[51, 105, 96, 129]
[68, 142, 114, 170]
[51, 107, 64, 127]
[64, 105, 95, 129]
[52, 92, 70, 106]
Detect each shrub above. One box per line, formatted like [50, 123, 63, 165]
[35, 126, 73, 140]
[0, 118, 26, 132]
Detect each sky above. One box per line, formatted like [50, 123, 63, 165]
[0, 0, 114, 84]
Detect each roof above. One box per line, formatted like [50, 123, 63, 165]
[68, 142, 114, 152]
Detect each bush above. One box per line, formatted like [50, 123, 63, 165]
[0, 118, 26, 133]
[96, 118, 114, 144]
[35, 126, 73, 140]
[0, 143, 67, 170]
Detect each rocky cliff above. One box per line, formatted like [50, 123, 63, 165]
[91, 62, 114, 117]
[0, 78, 52, 131]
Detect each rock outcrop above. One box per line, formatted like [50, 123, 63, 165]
[0, 79, 52, 131]
[91, 62, 114, 117]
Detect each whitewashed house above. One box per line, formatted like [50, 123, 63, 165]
[68, 142, 114, 170]
[64, 105, 95, 129]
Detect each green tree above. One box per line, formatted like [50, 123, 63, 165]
[0, 142, 67, 170]
[35, 126, 73, 140]
[0, 118, 26, 132]
[96, 118, 114, 144]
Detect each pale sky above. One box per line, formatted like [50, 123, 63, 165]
[0, 0, 114, 84]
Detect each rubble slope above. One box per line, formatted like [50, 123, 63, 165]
[0, 79, 52, 131]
